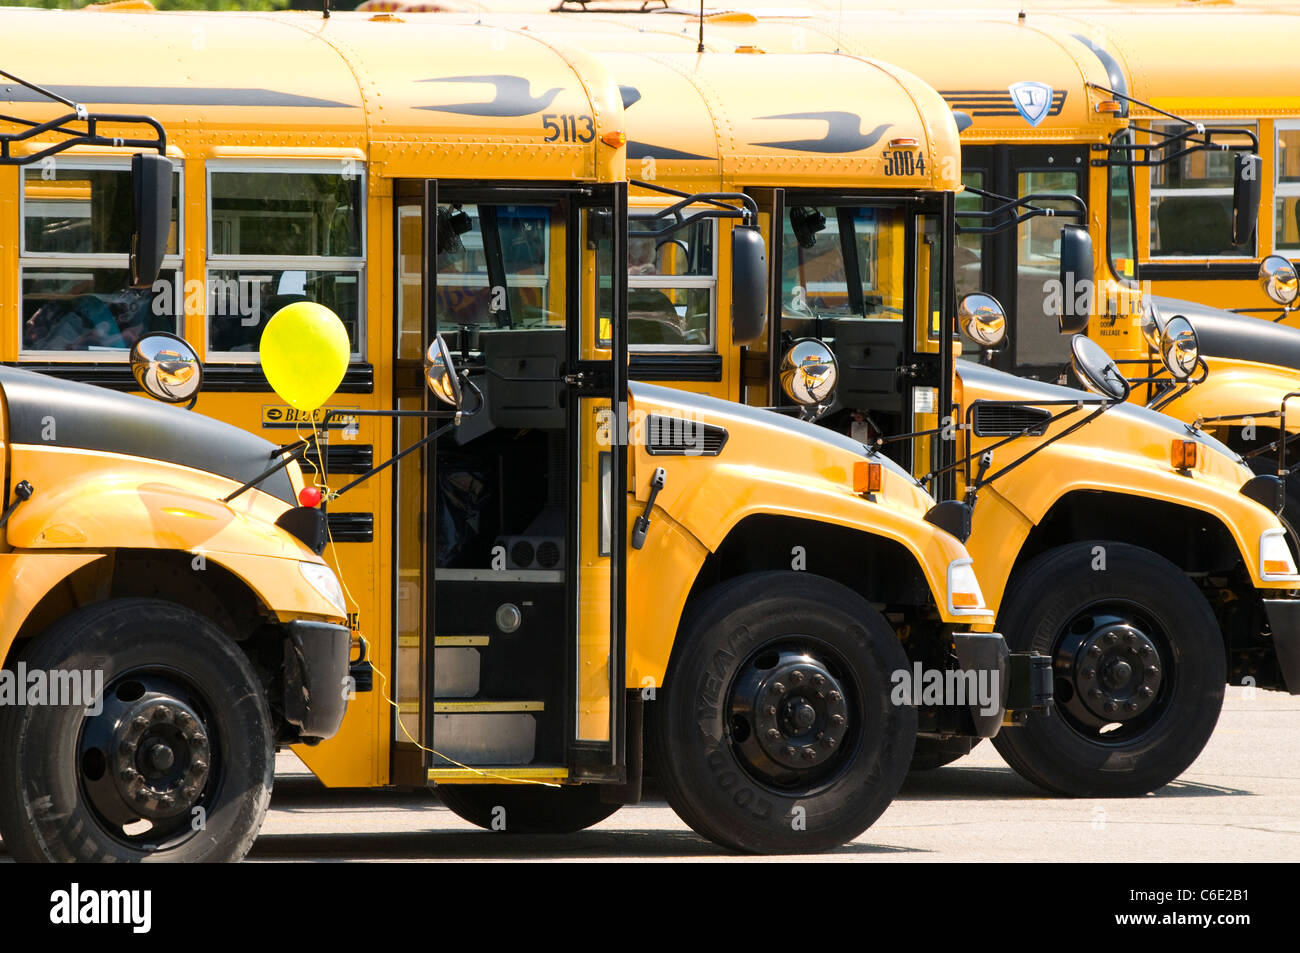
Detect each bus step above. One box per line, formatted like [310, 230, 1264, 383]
[429, 765, 569, 784]
[431, 700, 544, 766]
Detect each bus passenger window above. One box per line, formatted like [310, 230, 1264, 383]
[20, 161, 181, 355]
[624, 218, 716, 349]
[1276, 122, 1300, 254]
[1147, 121, 1257, 258]
[206, 164, 364, 357]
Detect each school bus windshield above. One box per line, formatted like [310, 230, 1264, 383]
[780, 204, 908, 327]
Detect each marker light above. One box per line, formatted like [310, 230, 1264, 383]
[1171, 439, 1198, 471]
[1095, 100, 1123, 113]
[888, 137, 919, 148]
[853, 461, 883, 495]
[600, 131, 627, 148]
[299, 486, 323, 508]
[300, 561, 347, 615]
[946, 558, 988, 615]
[1259, 529, 1300, 580]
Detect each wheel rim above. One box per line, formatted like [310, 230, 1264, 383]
[1051, 604, 1172, 745]
[726, 639, 859, 793]
[78, 669, 220, 850]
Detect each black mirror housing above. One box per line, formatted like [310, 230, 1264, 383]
[731, 225, 768, 346]
[131, 153, 172, 290]
[1232, 153, 1262, 246]
[1058, 224, 1092, 335]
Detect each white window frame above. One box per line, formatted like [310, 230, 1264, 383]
[627, 214, 717, 353]
[1275, 119, 1300, 255]
[1146, 118, 1258, 260]
[205, 159, 366, 362]
[18, 156, 183, 361]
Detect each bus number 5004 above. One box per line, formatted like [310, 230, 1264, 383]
[882, 150, 925, 176]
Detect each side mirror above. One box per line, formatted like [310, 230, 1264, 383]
[130, 153, 172, 290]
[1058, 224, 1093, 335]
[1160, 314, 1199, 382]
[1070, 333, 1129, 402]
[958, 292, 1007, 347]
[1259, 254, 1299, 308]
[731, 225, 768, 346]
[779, 338, 838, 407]
[1139, 297, 1165, 351]
[1232, 153, 1262, 247]
[131, 331, 202, 405]
[425, 334, 464, 409]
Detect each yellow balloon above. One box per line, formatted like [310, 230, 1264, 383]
[259, 302, 349, 412]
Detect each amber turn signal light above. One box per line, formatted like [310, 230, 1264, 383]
[853, 461, 883, 495]
[1171, 439, 1198, 471]
[600, 131, 627, 148]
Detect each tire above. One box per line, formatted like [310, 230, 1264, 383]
[909, 737, 980, 771]
[0, 598, 274, 862]
[437, 784, 619, 834]
[648, 571, 916, 853]
[991, 542, 1225, 797]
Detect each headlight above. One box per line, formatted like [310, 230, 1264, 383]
[1259, 529, 1300, 581]
[300, 561, 347, 615]
[946, 558, 988, 615]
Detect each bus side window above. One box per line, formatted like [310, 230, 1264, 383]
[19, 160, 182, 355]
[205, 162, 365, 358]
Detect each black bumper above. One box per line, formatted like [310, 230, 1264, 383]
[1263, 599, 1300, 695]
[283, 620, 352, 739]
[952, 633, 1053, 737]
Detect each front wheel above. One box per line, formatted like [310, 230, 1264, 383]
[648, 571, 916, 853]
[0, 598, 274, 862]
[436, 783, 619, 834]
[991, 543, 1225, 797]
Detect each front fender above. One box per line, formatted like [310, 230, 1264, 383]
[1157, 357, 1300, 437]
[0, 551, 104, 658]
[6, 444, 312, 561]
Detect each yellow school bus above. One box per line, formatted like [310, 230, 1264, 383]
[413, 15, 1300, 793]
[0, 6, 1029, 858]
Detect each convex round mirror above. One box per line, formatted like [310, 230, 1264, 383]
[1259, 255, 1299, 308]
[425, 334, 463, 409]
[1139, 297, 1165, 352]
[958, 292, 1007, 348]
[779, 338, 838, 407]
[1070, 334, 1130, 402]
[1160, 314, 1200, 382]
[131, 331, 202, 405]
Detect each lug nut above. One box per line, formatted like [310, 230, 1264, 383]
[822, 737, 836, 749]
[132, 716, 149, 731]
[1104, 701, 1117, 714]
[1147, 666, 1160, 678]
[791, 670, 805, 683]
[1139, 644, 1153, 656]
[811, 674, 825, 688]
[1090, 689, 1104, 698]
[766, 729, 781, 741]
[1082, 669, 1095, 680]
[784, 746, 797, 758]
[830, 714, 845, 727]
[801, 747, 817, 761]
[1125, 702, 1138, 712]
[152, 707, 174, 723]
[1140, 687, 1154, 698]
[1104, 632, 1118, 645]
[828, 690, 842, 703]
[772, 682, 786, 695]
[1089, 645, 1103, 657]
[1123, 632, 1136, 644]
[764, 706, 777, 717]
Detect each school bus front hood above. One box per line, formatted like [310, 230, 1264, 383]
[956, 358, 1249, 486]
[625, 382, 989, 623]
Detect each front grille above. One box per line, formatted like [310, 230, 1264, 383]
[971, 403, 1051, 437]
[644, 414, 728, 456]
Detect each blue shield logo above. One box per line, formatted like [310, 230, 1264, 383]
[1009, 82, 1054, 127]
